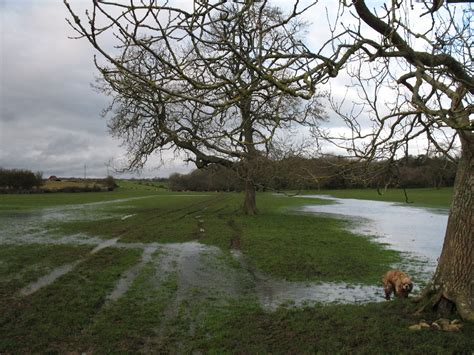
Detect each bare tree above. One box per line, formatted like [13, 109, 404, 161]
[306, 1, 472, 320]
[210, 0, 473, 319]
[64, 0, 324, 214]
[65, 0, 473, 319]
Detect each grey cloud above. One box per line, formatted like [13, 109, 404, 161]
[2, 1, 351, 178]
[0, 0, 191, 178]
[42, 134, 90, 156]
[0, 1, 132, 177]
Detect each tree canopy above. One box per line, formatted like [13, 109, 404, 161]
[65, 0, 325, 214]
[308, 0, 473, 320]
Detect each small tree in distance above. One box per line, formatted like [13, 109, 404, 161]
[0, 168, 43, 191]
[65, 0, 325, 214]
[103, 175, 118, 191]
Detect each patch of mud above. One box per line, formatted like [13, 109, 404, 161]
[163, 242, 249, 302]
[231, 250, 382, 311]
[227, 219, 242, 250]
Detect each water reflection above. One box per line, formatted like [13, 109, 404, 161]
[232, 250, 383, 310]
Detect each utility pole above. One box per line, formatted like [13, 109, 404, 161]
[105, 158, 113, 177]
[84, 164, 87, 181]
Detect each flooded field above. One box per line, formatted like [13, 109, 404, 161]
[2, 190, 470, 354]
[0, 193, 448, 310]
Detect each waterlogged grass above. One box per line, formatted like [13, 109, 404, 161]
[0, 184, 470, 353]
[82, 254, 178, 352]
[0, 248, 141, 353]
[216, 193, 399, 284]
[55, 192, 399, 284]
[0, 244, 93, 311]
[57, 193, 218, 243]
[238, 213, 399, 283]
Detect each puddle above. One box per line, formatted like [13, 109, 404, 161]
[20, 261, 81, 296]
[121, 214, 136, 221]
[91, 237, 119, 254]
[163, 242, 247, 301]
[257, 281, 382, 310]
[300, 195, 448, 261]
[0, 196, 161, 245]
[107, 244, 159, 301]
[232, 250, 382, 311]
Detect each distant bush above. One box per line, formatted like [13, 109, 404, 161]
[0, 168, 43, 191]
[57, 185, 103, 193]
[168, 154, 457, 192]
[169, 166, 242, 192]
[103, 175, 118, 191]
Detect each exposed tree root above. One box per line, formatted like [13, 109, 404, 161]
[414, 285, 474, 322]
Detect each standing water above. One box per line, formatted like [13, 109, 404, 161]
[232, 194, 450, 310]
[1, 194, 450, 309]
[300, 195, 449, 262]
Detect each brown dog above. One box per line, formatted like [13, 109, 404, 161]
[382, 269, 413, 300]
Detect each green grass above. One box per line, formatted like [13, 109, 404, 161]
[0, 179, 165, 211]
[0, 248, 142, 353]
[169, 298, 474, 353]
[1, 184, 470, 353]
[0, 244, 93, 308]
[232, 194, 400, 283]
[82, 251, 178, 352]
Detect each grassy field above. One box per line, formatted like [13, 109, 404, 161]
[1, 184, 472, 353]
[0, 180, 165, 211]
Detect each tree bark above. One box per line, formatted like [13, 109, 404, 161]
[243, 178, 258, 215]
[240, 96, 259, 215]
[418, 130, 473, 321]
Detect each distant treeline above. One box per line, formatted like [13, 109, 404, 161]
[169, 155, 457, 192]
[0, 168, 43, 191]
[0, 168, 118, 194]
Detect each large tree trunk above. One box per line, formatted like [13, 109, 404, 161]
[418, 131, 473, 321]
[240, 96, 259, 215]
[243, 178, 258, 215]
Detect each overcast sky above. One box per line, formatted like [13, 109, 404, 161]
[0, 0, 195, 178]
[1, 0, 353, 179]
[0, 1, 459, 178]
